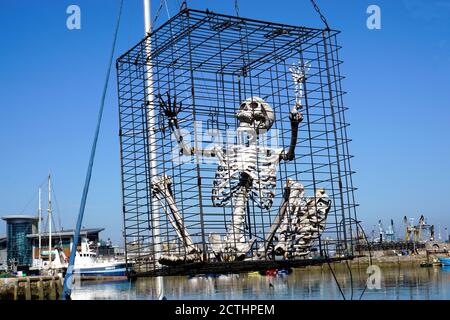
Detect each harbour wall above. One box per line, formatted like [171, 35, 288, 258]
[0, 276, 63, 300]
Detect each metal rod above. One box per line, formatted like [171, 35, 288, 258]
[144, 0, 164, 300]
[62, 0, 124, 299]
[116, 9, 359, 276]
[38, 187, 42, 261]
[47, 174, 52, 269]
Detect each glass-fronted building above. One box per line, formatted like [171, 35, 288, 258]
[2, 216, 38, 266]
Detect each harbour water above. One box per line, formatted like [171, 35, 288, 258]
[71, 266, 450, 300]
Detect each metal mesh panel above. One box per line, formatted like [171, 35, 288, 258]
[117, 9, 359, 276]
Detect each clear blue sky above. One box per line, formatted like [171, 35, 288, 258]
[0, 0, 449, 244]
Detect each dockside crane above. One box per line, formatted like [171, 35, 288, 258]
[404, 216, 412, 242]
[404, 214, 434, 243]
[385, 219, 395, 242]
[378, 220, 384, 243]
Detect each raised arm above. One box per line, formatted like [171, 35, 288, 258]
[280, 61, 309, 161]
[280, 108, 303, 161]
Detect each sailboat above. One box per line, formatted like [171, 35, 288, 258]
[32, 174, 126, 279]
[31, 174, 65, 275]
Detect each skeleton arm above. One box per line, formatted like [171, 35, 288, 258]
[280, 109, 303, 161]
[280, 61, 309, 161]
[158, 93, 194, 156]
[159, 93, 216, 158]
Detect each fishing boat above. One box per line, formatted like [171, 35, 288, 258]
[72, 239, 126, 279]
[438, 257, 450, 266]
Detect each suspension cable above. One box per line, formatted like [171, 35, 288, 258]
[338, 217, 374, 300]
[325, 253, 347, 300]
[62, 0, 124, 300]
[152, 0, 164, 26]
[235, 0, 240, 17]
[163, 0, 171, 18]
[180, 0, 187, 12]
[310, 0, 330, 30]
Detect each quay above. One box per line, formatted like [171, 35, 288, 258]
[0, 276, 63, 300]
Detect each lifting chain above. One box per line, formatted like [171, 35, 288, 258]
[310, 0, 330, 30]
[180, 0, 187, 12]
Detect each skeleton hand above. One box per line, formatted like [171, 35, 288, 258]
[290, 61, 310, 110]
[289, 107, 303, 125]
[290, 61, 310, 84]
[158, 92, 182, 125]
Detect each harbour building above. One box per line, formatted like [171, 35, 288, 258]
[2, 216, 38, 267]
[1, 215, 112, 271]
[0, 236, 6, 271]
[27, 228, 104, 263]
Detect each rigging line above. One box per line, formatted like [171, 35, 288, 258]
[340, 217, 373, 300]
[234, 0, 240, 17]
[325, 253, 346, 300]
[152, 0, 164, 26]
[163, 0, 171, 19]
[50, 213, 63, 246]
[356, 221, 373, 300]
[180, 0, 187, 12]
[62, 0, 124, 300]
[19, 177, 48, 214]
[310, 0, 330, 30]
[162, 0, 213, 107]
[345, 259, 354, 300]
[51, 185, 64, 235]
[338, 219, 354, 300]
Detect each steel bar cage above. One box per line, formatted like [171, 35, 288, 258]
[117, 8, 359, 276]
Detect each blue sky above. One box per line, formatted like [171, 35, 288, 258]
[0, 0, 449, 244]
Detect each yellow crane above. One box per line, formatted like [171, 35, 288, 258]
[404, 215, 426, 242]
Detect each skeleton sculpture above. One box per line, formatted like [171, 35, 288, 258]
[155, 61, 330, 263]
[151, 175, 202, 265]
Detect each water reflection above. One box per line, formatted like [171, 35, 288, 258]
[70, 266, 450, 300]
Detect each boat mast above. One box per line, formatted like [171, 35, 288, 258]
[38, 187, 42, 259]
[143, 0, 164, 300]
[47, 174, 52, 269]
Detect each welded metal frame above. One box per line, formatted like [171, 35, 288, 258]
[117, 8, 360, 276]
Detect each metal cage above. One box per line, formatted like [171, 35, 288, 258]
[117, 8, 360, 276]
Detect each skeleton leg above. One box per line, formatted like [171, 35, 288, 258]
[273, 180, 305, 257]
[256, 181, 293, 259]
[151, 175, 201, 264]
[222, 187, 250, 260]
[292, 189, 331, 257]
[222, 172, 256, 261]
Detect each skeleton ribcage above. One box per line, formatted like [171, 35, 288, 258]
[211, 145, 282, 210]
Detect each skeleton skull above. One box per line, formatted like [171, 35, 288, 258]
[236, 96, 275, 132]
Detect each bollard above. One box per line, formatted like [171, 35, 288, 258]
[38, 278, 44, 300]
[56, 276, 62, 299]
[49, 276, 57, 300]
[25, 278, 31, 300]
[13, 279, 18, 300]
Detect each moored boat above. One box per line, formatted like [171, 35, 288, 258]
[73, 239, 126, 279]
[438, 257, 450, 266]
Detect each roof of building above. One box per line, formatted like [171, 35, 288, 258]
[1, 215, 39, 222]
[27, 228, 104, 239]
